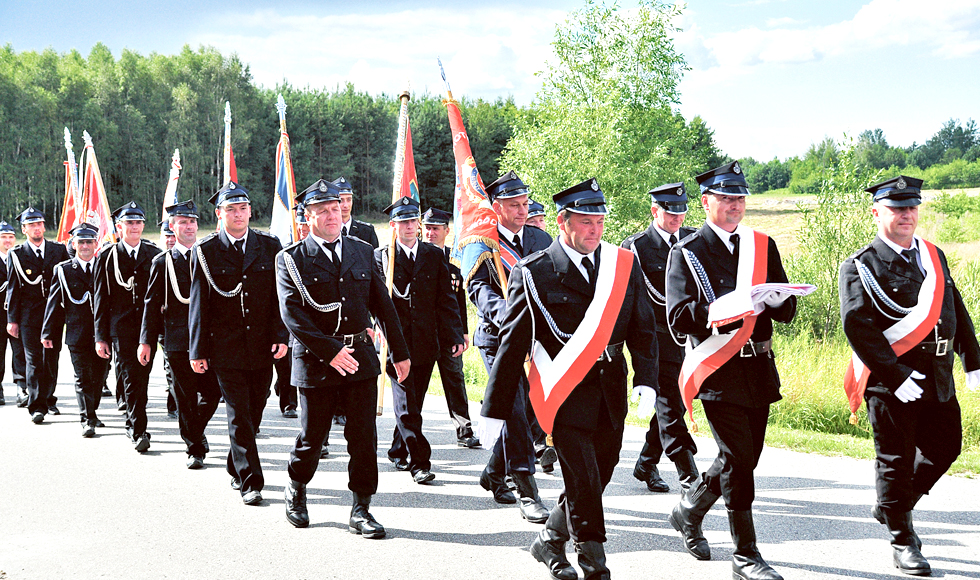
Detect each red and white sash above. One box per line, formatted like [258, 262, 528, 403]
[527, 241, 633, 434]
[678, 227, 770, 419]
[843, 237, 944, 414]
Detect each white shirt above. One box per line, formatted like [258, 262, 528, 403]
[76, 256, 95, 272]
[122, 239, 140, 259]
[173, 242, 191, 258]
[877, 232, 919, 257]
[705, 219, 742, 254]
[397, 239, 418, 261]
[28, 239, 44, 259]
[0, 250, 8, 263]
[498, 224, 524, 250]
[653, 224, 679, 246]
[558, 237, 597, 281]
[309, 232, 342, 261]
[226, 230, 247, 254]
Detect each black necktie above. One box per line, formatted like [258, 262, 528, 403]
[730, 233, 740, 262]
[669, 234, 678, 247]
[901, 248, 924, 276]
[36, 249, 42, 260]
[130, 249, 137, 260]
[323, 240, 340, 272]
[404, 248, 415, 270]
[85, 263, 91, 276]
[233, 240, 244, 255]
[513, 234, 523, 256]
[343, 225, 349, 237]
[582, 256, 595, 287]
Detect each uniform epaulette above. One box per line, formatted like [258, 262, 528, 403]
[12, 243, 24, 252]
[518, 250, 547, 267]
[253, 229, 278, 239]
[346, 236, 372, 248]
[282, 239, 303, 252]
[198, 232, 219, 245]
[353, 218, 373, 228]
[140, 238, 161, 249]
[623, 232, 645, 247]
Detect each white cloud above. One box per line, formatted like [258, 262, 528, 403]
[190, 7, 564, 103]
[765, 16, 799, 27]
[686, 0, 980, 74]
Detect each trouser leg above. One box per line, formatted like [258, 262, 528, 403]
[388, 359, 434, 474]
[344, 378, 380, 495]
[436, 346, 472, 438]
[114, 337, 152, 438]
[23, 324, 48, 415]
[274, 351, 297, 413]
[69, 346, 100, 425]
[288, 386, 336, 484]
[216, 366, 272, 494]
[701, 400, 769, 510]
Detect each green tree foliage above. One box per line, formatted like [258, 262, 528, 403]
[0, 45, 515, 225]
[501, 0, 722, 242]
[784, 142, 881, 339]
[741, 157, 792, 193]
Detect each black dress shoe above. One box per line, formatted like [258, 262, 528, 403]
[82, 424, 96, 438]
[480, 466, 517, 504]
[230, 477, 243, 490]
[49, 406, 60, 415]
[17, 393, 28, 407]
[32, 412, 44, 424]
[134, 433, 151, 453]
[349, 493, 385, 539]
[333, 414, 346, 426]
[457, 435, 482, 448]
[282, 408, 298, 418]
[413, 470, 436, 484]
[102, 386, 112, 397]
[166, 411, 178, 420]
[202, 435, 210, 454]
[646, 465, 671, 493]
[117, 401, 127, 412]
[320, 445, 330, 459]
[186, 456, 205, 469]
[540, 447, 558, 474]
[242, 490, 263, 506]
[94, 418, 105, 428]
[285, 480, 310, 528]
[389, 457, 409, 471]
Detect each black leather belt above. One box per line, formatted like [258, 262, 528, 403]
[916, 339, 949, 356]
[326, 329, 371, 347]
[598, 342, 624, 362]
[740, 339, 772, 358]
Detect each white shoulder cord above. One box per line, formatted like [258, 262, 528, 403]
[282, 251, 342, 334]
[110, 245, 135, 291]
[56, 264, 92, 309]
[165, 252, 190, 307]
[9, 250, 42, 287]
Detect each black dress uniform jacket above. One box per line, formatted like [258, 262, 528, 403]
[346, 219, 380, 249]
[277, 235, 409, 388]
[468, 226, 552, 349]
[666, 224, 796, 408]
[840, 236, 980, 399]
[482, 241, 659, 430]
[141, 248, 192, 352]
[189, 229, 287, 369]
[6, 240, 70, 330]
[41, 258, 96, 347]
[622, 224, 697, 363]
[375, 241, 463, 365]
[93, 239, 161, 345]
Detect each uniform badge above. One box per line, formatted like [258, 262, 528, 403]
[187, 201, 195, 210]
[130, 201, 137, 208]
[897, 177, 907, 190]
[591, 179, 599, 191]
[228, 183, 236, 190]
[676, 187, 683, 196]
[318, 182, 328, 192]
[733, 162, 742, 174]
[26, 269, 32, 275]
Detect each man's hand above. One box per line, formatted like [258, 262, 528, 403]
[330, 346, 359, 376]
[895, 370, 925, 403]
[272, 343, 288, 359]
[41, 339, 53, 349]
[137, 343, 153, 366]
[190, 358, 209, 374]
[7, 323, 18, 338]
[451, 343, 466, 357]
[463, 334, 470, 351]
[96, 341, 111, 359]
[762, 291, 788, 308]
[393, 358, 411, 383]
[630, 385, 657, 418]
[477, 415, 505, 449]
[965, 369, 980, 392]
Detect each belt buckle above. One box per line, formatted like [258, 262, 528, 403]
[343, 334, 356, 347]
[936, 339, 948, 356]
[740, 341, 756, 357]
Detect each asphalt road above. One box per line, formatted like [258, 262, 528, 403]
[1, 349, 978, 580]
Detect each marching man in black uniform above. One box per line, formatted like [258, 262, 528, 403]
[335, 176, 379, 248]
[0, 220, 28, 407]
[277, 179, 410, 534]
[94, 202, 162, 452]
[469, 170, 552, 522]
[189, 181, 288, 505]
[6, 207, 70, 423]
[41, 223, 106, 437]
[273, 203, 307, 420]
[840, 176, 980, 576]
[622, 183, 700, 493]
[422, 207, 480, 448]
[376, 198, 464, 484]
[140, 200, 220, 469]
[482, 178, 658, 580]
[666, 162, 796, 580]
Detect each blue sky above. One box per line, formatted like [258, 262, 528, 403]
[3, 0, 979, 161]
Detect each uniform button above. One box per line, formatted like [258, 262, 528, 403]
[246, 326, 250, 330]
[563, 297, 567, 302]
[343, 317, 348, 321]
[339, 277, 344, 282]
[341, 297, 346, 302]
[244, 292, 248, 297]
[243, 275, 247, 280]
[313, 277, 318, 282]
[245, 309, 249, 314]
[893, 288, 898, 292]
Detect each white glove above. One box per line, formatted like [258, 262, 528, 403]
[631, 385, 657, 419]
[476, 415, 505, 450]
[894, 371, 925, 403]
[763, 291, 787, 308]
[965, 369, 980, 392]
